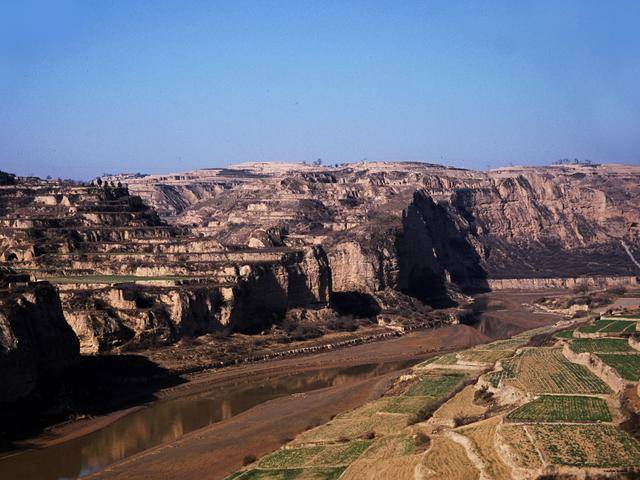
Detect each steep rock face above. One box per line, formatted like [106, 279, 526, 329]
[3, 162, 640, 354]
[452, 169, 640, 277]
[109, 162, 640, 284]
[0, 271, 79, 403]
[327, 190, 488, 306]
[61, 246, 332, 352]
[327, 241, 381, 293]
[397, 191, 487, 303]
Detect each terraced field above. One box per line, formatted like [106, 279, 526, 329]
[600, 320, 637, 333]
[457, 349, 512, 364]
[554, 329, 575, 339]
[499, 424, 543, 470]
[224, 312, 640, 479]
[403, 373, 465, 397]
[569, 338, 632, 353]
[577, 319, 615, 333]
[419, 436, 480, 480]
[257, 441, 372, 469]
[226, 467, 346, 479]
[528, 424, 640, 467]
[485, 357, 518, 388]
[506, 395, 611, 422]
[457, 417, 512, 479]
[597, 353, 640, 381]
[507, 348, 611, 394]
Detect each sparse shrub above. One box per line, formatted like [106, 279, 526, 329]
[474, 386, 494, 406]
[407, 404, 437, 425]
[326, 316, 358, 332]
[573, 283, 589, 294]
[281, 317, 299, 333]
[414, 431, 430, 448]
[242, 455, 257, 466]
[607, 286, 627, 296]
[289, 324, 323, 341]
[453, 414, 485, 427]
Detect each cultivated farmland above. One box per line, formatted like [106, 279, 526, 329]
[568, 338, 632, 353]
[600, 320, 637, 333]
[577, 320, 614, 333]
[486, 357, 518, 388]
[506, 395, 611, 422]
[404, 373, 465, 397]
[499, 424, 543, 470]
[507, 348, 611, 394]
[528, 424, 640, 467]
[227, 467, 346, 479]
[597, 354, 640, 381]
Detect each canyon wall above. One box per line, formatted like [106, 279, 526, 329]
[0, 269, 79, 403]
[2, 162, 639, 356]
[111, 162, 640, 286]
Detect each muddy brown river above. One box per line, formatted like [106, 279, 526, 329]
[0, 360, 416, 480]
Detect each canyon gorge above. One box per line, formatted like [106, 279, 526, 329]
[1, 161, 639, 438]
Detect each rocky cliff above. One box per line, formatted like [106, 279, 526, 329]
[111, 163, 640, 284]
[0, 178, 333, 353]
[109, 161, 639, 301]
[2, 162, 639, 356]
[0, 268, 79, 403]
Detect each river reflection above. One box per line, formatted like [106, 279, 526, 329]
[0, 360, 415, 480]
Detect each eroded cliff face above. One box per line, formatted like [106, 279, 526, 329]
[451, 168, 640, 278]
[60, 246, 331, 353]
[2, 162, 639, 355]
[0, 178, 334, 353]
[0, 270, 79, 403]
[110, 162, 640, 287]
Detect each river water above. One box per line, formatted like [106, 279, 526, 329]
[0, 360, 416, 480]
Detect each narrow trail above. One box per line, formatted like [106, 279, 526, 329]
[621, 240, 640, 271]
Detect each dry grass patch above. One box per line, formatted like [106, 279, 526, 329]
[361, 434, 416, 459]
[481, 339, 524, 350]
[293, 418, 374, 444]
[382, 395, 433, 414]
[457, 416, 513, 480]
[420, 436, 480, 480]
[432, 385, 486, 422]
[499, 424, 542, 470]
[340, 454, 423, 480]
[416, 352, 458, 368]
[369, 412, 413, 435]
[458, 349, 512, 364]
[334, 398, 391, 420]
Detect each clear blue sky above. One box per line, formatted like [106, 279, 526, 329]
[1, 1, 639, 179]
